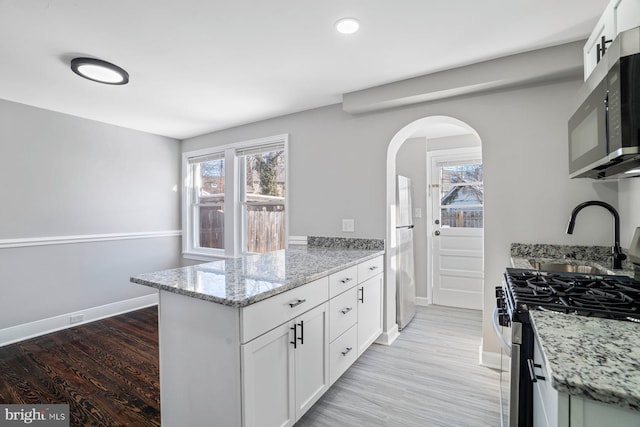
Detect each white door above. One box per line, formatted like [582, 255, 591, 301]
[428, 149, 484, 310]
[241, 321, 295, 427]
[294, 302, 329, 419]
[357, 274, 383, 355]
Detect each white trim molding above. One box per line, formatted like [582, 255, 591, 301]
[479, 340, 506, 370]
[415, 297, 430, 307]
[288, 235, 308, 245]
[375, 324, 400, 346]
[0, 293, 159, 347]
[0, 230, 182, 249]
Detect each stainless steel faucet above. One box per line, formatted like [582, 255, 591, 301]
[566, 201, 626, 270]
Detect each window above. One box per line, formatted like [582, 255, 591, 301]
[183, 135, 288, 259]
[439, 161, 483, 228]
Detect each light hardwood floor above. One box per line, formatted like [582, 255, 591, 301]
[296, 305, 503, 427]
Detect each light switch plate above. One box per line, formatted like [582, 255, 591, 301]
[414, 208, 422, 218]
[342, 219, 355, 232]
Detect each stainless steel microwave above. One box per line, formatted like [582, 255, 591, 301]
[568, 28, 640, 179]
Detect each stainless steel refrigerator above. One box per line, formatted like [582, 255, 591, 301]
[396, 175, 416, 330]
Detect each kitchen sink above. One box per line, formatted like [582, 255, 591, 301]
[528, 260, 609, 275]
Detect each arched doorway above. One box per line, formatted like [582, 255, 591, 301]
[381, 116, 483, 344]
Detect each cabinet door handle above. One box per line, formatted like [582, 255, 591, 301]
[290, 324, 297, 349]
[340, 277, 353, 284]
[297, 320, 304, 345]
[289, 299, 306, 308]
[368, 265, 379, 271]
[358, 287, 364, 303]
[341, 347, 353, 357]
[340, 307, 353, 315]
[527, 359, 545, 382]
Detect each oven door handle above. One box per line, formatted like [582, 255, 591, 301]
[492, 307, 512, 356]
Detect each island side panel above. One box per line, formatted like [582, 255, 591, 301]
[159, 290, 242, 427]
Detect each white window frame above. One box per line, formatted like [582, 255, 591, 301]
[182, 134, 289, 260]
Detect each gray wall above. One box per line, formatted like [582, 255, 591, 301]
[0, 99, 182, 331]
[182, 77, 621, 356]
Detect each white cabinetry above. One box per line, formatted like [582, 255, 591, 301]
[157, 254, 384, 427]
[583, 0, 640, 80]
[241, 302, 329, 427]
[532, 336, 640, 427]
[356, 256, 384, 356]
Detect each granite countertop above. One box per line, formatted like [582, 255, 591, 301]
[510, 242, 634, 278]
[131, 245, 384, 308]
[530, 311, 640, 412]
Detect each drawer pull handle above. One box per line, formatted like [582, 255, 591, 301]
[289, 299, 307, 308]
[527, 359, 545, 383]
[340, 277, 353, 284]
[341, 347, 353, 357]
[368, 266, 379, 271]
[358, 287, 364, 303]
[340, 307, 353, 315]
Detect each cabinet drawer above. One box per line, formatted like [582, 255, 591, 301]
[329, 265, 358, 298]
[357, 255, 384, 283]
[329, 324, 357, 385]
[241, 277, 329, 343]
[329, 287, 357, 342]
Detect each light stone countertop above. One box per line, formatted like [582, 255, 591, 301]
[131, 245, 384, 308]
[509, 243, 640, 412]
[530, 311, 640, 412]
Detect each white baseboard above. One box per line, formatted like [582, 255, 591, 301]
[0, 293, 159, 347]
[479, 342, 506, 370]
[375, 324, 400, 346]
[416, 297, 430, 307]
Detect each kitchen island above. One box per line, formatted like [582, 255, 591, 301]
[131, 242, 385, 427]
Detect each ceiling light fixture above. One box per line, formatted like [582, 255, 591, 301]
[335, 17, 360, 35]
[70, 57, 129, 85]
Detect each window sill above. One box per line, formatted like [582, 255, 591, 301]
[182, 251, 231, 263]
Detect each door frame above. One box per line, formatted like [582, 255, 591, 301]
[384, 116, 481, 346]
[425, 146, 483, 306]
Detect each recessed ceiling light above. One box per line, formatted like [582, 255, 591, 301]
[335, 17, 360, 35]
[625, 169, 640, 174]
[70, 57, 129, 85]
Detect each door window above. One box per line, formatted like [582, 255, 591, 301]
[439, 161, 483, 228]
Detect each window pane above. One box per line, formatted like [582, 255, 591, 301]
[440, 163, 483, 186]
[441, 207, 483, 228]
[198, 206, 224, 249]
[242, 149, 285, 202]
[440, 185, 484, 207]
[245, 205, 285, 253]
[197, 159, 225, 203]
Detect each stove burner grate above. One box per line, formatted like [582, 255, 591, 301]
[503, 269, 640, 321]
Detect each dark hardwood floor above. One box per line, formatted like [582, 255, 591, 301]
[0, 305, 501, 427]
[0, 307, 160, 427]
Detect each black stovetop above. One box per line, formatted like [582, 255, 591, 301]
[503, 268, 640, 321]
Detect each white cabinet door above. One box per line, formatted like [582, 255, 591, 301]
[294, 302, 329, 419]
[242, 322, 295, 427]
[357, 274, 383, 356]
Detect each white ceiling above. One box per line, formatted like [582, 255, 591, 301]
[0, 0, 609, 139]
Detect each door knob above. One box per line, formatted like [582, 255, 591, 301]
[434, 230, 440, 236]
[435, 219, 440, 225]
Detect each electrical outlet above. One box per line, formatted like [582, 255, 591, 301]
[414, 208, 422, 218]
[342, 219, 355, 233]
[70, 314, 85, 324]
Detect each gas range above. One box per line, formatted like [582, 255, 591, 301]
[495, 267, 640, 427]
